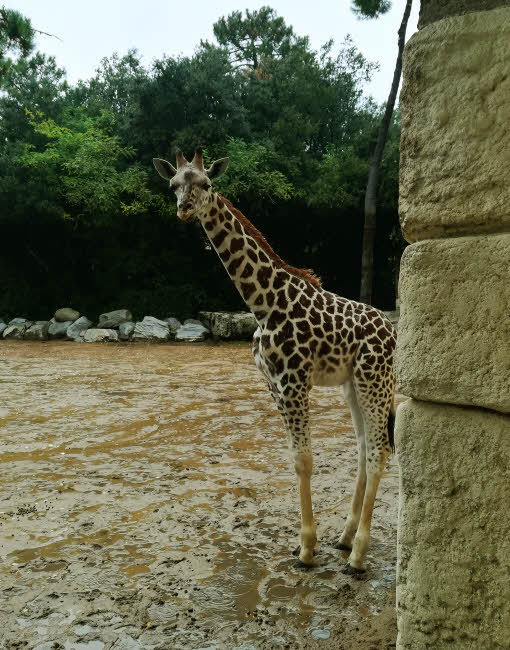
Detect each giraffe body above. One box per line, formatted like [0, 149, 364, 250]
[153, 150, 396, 572]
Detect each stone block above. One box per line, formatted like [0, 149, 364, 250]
[48, 319, 72, 339]
[199, 311, 257, 340]
[3, 321, 32, 339]
[119, 321, 135, 340]
[98, 309, 132, 328]
[396, 399, 510, 649]
[83, 329, 119, 343]
[54, 307, 80, 322]
[24, 321, 50, 340]
[67, 316, 93, 341]
[395, 234, 510, 413]
[132, 316, 169, 342]
[399, 8, 510, 242]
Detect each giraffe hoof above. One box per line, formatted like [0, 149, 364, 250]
[342, 563, 366, 576]
[292, 545, 316, 557]
[292, 545, 316, 565]
[334, 541, 352, 551]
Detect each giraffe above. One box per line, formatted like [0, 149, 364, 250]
[153, 148, 397, 573]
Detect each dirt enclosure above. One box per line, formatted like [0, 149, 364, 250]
[0, 341, 401, 649]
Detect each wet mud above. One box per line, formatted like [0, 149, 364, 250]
[0, 341, 403, 649]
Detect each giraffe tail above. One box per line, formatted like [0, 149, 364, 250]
[388, 410, 395, 454]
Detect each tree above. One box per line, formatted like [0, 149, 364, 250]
[0, 6, 34, 80]
[18, 110, 154, 226]
[211, 6, 295, 71]
[0, 4, 402, 319]
[354, 0, 413, 306]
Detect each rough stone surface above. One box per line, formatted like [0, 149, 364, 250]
[54, 308, 80, 322]
[396, 399, 510, 649]
[119, 321, 135, 341]
[0, 322, 6, 337]
[132, 317, 169, 342]
[175, 321, 210, 343]
[199, 311, 257, 340]
[67, 316, 93, 341]
[419, 0, 510, 28]
[48, 319, 72, 339]
[165, 317, 182, 339]
[3, 321, 32, 339]
[8, 318, 28, 325]
[98, 309, 132, 328]
[24, 321, 50, 341]
[395, 234, 510, 414]
[83, 328, 119, 343]
[399, 8, 510, 242]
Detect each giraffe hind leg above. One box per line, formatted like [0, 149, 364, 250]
[344, 376, 393, 572]
[337, 380, 366, 552]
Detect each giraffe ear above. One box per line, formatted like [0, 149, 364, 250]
[153, 158, 177, 180]
[206, 157, 229, 180]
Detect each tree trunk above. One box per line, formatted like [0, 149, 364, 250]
[359, 0, 413, 306]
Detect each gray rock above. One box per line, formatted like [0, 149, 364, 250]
[175, 320, 210, 342]
[48, 318, 72, 339]
[119, 321, 135, 340]
[165, 317, 182, 339]
[0, 322, 6, 337]
[184, 318, 206, 327]
[8, 317, 29, 325]
[83, 328, 119, 343]
[199, 311, 257, 340]
[3, 321, 32, 339]
[67, 316, 93, 341]
[25, 321, 50, 340]
[54, 307, 80, 322]
[98, 309, 132, 329]
[133, 316, 170, 342]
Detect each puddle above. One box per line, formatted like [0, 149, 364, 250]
[0, 341, 403, 648]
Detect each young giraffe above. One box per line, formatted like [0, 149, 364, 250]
[154, 148, 396, 573]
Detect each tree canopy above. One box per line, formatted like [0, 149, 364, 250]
[0, 6, 34, 80]
[0, 6, 403, 320]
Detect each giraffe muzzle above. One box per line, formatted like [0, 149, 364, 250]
[177, 208, 195, 222]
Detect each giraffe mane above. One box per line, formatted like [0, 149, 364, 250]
[218, 195, 321, 289]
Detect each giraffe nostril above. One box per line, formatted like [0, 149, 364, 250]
[179, 202, 192, 211]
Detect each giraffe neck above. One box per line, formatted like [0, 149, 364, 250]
[199, 193, 300, 322]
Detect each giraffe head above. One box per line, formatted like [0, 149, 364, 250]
[153, 148, 229, 222]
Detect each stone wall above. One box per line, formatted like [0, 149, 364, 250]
[395, 2, 510, 648]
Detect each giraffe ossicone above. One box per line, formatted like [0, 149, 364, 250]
[153, 149, 397, 572]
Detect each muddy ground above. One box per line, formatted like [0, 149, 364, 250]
[0, 341, 403, 650]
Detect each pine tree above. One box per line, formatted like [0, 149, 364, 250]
[0, 6, 35, 81]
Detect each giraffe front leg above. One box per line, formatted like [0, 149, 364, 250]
[272, 384, 316, 565]
[294, 451, 317, 565]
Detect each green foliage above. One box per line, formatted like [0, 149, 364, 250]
[0, 6, 34, 80]
[211, 139, 293, 202]
[211, 6, 295, 69]
[19, 110, 156, 225]
[351, 0, 392, 19]
[0, 4, 403, 320]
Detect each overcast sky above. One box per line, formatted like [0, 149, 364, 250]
[14, 0, 419, 103]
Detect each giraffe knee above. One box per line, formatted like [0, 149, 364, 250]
[294, 452, 312, 478]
